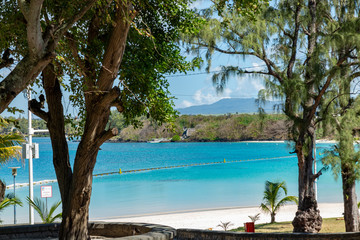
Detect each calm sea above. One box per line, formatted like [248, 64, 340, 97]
[0, 138, 350, 224]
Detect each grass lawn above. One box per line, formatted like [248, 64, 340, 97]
[231, 218, 346, 233]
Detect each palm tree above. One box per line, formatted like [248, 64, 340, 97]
[260, 181, 298, 223]
[26, 197, 62, 223]
[0, 193, 23, 223]
[217, 221, 234, 231]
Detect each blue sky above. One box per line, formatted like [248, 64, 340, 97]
[1, 0, 266, 118]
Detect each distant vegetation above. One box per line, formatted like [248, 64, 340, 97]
[2, 112, 340, 142]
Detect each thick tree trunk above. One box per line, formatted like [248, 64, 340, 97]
[60, 153, 97, 240]
[342, 166, 359, 232]
[292, 122, 322, 233]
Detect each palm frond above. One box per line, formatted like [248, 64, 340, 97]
[27, 197, 47, 222]
[274, 195, 298, 213]
[260, 203, 270, 213]
[27, 197, 62, 223]
[0, 195, 23, 212]
[46, 201, 62, 223]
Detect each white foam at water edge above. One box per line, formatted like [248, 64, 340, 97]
[6, 179, 58, 189]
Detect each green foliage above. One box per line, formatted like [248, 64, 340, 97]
[26, 197, 62, 223]
[260, 181, 298, 223]
[0, 193, 23, 223]
[0, 117, 24, 164]
[322, 96, 360, 182]
[171, 135, 181, 142]
[57, 0, 202, 136]
[213, 0, 269, 19]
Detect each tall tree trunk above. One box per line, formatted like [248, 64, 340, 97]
[292, 0, 323, 233]
[292, 122, 322, 232]
[342, 165, 359, 232]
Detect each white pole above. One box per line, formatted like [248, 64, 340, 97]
[27, 88, 34, 224]
[314, 127, 317, 201]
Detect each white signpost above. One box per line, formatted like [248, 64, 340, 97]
[41, 185, 52, 198]
[41, 185, 52, 213]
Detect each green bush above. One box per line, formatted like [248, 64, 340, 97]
[171, 135, 181, 142]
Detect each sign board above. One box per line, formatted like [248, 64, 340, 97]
[41, 185, 52, 198]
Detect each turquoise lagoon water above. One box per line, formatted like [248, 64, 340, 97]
[0, 138, 352, 224]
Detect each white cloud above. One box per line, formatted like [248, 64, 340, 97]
[180, 100, 194, 108]
[178, 87, 232, 108]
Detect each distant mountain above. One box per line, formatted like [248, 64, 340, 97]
[177, 98, 282, 115]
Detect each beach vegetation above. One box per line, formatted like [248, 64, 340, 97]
[248, 213, 261, 223]
[171, 135, 181, 142]
[260, 181, 298, 224]
[26, 197, 62, 223]
[184, 0, 360, 233]
[217, 221, 234, 231]
[0, 193, 23, 223]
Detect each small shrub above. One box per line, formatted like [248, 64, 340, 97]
[248, 213, 261, 223]
[171, 135, 181, 142]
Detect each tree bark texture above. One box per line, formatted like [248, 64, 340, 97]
[342, 165, 360, 232]
[0, 180, 5, 203]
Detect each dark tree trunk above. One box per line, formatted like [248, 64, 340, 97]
[292, 121, 322, 233]
[342, 165, 359, 232]
[0, 180, 5, 203]
[60, 153, 98, 239]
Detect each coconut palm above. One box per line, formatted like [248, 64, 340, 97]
[0, 193, 23, 223]
[26, 197, 62, 223]
[260, 181, 298, 223]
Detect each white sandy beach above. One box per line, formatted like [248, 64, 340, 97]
[96, 203, 344, 230]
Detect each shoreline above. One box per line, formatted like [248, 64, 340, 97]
[94, 203, 344, 230]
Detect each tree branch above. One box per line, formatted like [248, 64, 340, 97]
[19, 0, 45, 56]
[29, 97, 49, 122]
[287, 3, 301, 79]
[97, 128, 118, 146]
[98, 0, 135, 90]
[65, 32, 87, 77]
[98, 86, 121, 107]
[54, 0, 98, 39]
